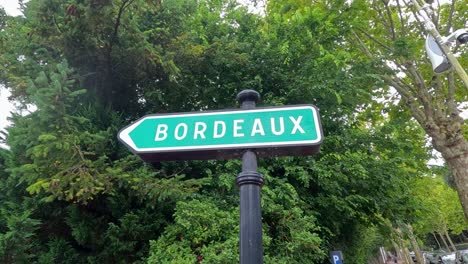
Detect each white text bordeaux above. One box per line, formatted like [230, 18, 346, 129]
[154, 116, 306, 141]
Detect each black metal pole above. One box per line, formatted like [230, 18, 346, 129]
[236, 90, 264, 264]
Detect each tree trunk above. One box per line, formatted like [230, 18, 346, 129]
[407, 224, 424, 264]
[379, 247, 387, 264]
[432, 232, 442, 250]
[403, 247, 413, 264]
[439, 232, 451, 252]
[431, 132, 468, 221]
[462, 230, 468, 242]
[445, 229, 457, 252]
[446, 150, 468, 220]
[393, 241, 403, 261]
[394, 228, 409, 264]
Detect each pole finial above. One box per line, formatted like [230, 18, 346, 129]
[237, 89, 260, 104]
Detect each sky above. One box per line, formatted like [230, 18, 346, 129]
[0, 0, 21, 16]
[0, 0, 22, 143]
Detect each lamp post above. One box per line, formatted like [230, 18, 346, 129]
[411, 0, 468, 88]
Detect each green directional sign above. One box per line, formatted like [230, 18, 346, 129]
[118, 105, 322, 161]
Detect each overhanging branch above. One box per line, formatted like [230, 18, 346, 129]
[355, 27, 394, 52]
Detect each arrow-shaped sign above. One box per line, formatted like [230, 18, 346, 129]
[118, 105, 322, 161]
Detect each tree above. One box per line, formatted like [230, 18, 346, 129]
[411, 172, 468, 248]
[349, 0, 468, 218]
[0, 0, 452, 262]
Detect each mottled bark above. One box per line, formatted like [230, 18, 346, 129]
[433, 136, 468, 220]
[450, 153, 468, 218]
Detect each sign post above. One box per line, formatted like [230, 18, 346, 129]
[236, 90, 264, 264]
[117, 89, 323, 263]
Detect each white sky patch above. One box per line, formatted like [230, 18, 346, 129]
[0, 86, 13, 127]
[0, 0, 26, 149]
[460, 102, 468, 120]
[427, 149, 444, 166]
[0, 0, 22, 16]
[0, 86, 14, 149]
[237, 0, 265, 16]
[0, 84, 37, 149]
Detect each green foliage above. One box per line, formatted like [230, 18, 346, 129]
[7, 61, 114, 204]
[340, 224, 386, 264]
[0, 203, 40, 263]
[0, 0, 464, 263]
[37, 238, 80, 264]
[148, 199, 239, 263]
[412, 172, 468, 237]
